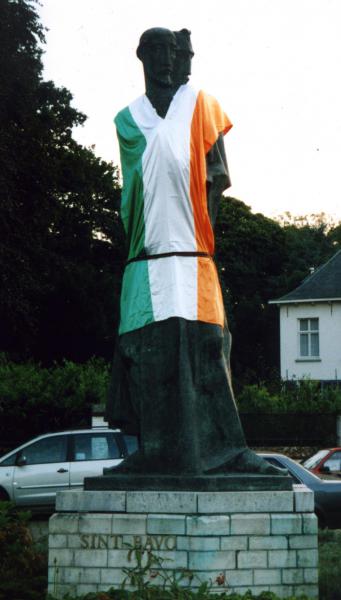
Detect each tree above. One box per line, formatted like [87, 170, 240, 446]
[215, 197, 287, 383]
[215, 199, 340, 385]
[277, 213, 336, 294]
[0, 0, 124, 362]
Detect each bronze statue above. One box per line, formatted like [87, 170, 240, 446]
[173, 29, 194, 88]
[105, 27, 286, 482]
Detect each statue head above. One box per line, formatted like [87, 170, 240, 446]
[173, 29, 194, 87]
[137, 27, 177, 88]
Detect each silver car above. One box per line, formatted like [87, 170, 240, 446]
[0, 428, 137, 509]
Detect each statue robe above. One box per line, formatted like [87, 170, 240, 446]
[114, 85, 231, 335]
[106, 85, 247, 474]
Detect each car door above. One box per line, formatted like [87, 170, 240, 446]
[69, 431, 123, 489]
[13, 434, 70, 506]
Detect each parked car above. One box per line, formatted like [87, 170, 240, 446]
[302, 448, 341, 476]
[0, 428, 138, 509]
[261, 452, 341, 529]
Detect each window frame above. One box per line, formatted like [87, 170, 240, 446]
[70, 432, 122, 462]
[16, 434, 68, 466]
[297, 317, 320, 359]
[323, 451, 341, 473]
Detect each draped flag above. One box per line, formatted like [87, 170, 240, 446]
[115, 85, 232, 334]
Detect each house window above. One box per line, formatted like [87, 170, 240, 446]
[298, 318, 319, 357]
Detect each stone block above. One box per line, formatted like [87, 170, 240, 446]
[271, 514, 302, 535]
[294, 584, 319, 598]
[189, 550, 235, 570]
[49, 514, 79, 534]
[254, 569, 281, 585]
[48, 566, 58, 585]
[150, 550, 188, 569]
[269, 585, 294, 598]
[101, 568, 127, 585]
[220, 536, 248, 550]
[282, 568, 304, 584]
[56, 490, 126, 512]
[177, 536, 220, 551]
[304, 568, 319, 584]
[231, 514, 270, 535]
[55, 491, 82, 512]
[297, 548, 318, 568]
[183, 570, 226, 588]
[147, 514, 185, 535]
[108, 548, 188, 570]
[52, 567, 80, 584]
[249, 535, 287, 550]
[233, 586, 271, 596]
[289, 534, 318, 549]
[294, 485, 314, 512]
[197, 491, 293, 513]
[302, 514, 318, 534]
[143, 569, 175, 587]
[49, 548, 74, 567]
[225, 569, 253, 586]
[186, 515, 230, 536]
[126, 491, 196, 513]
[73, 549, 108, 568]
[108, 549, 135, 568]
[79, 514, 112, 534]
[49, 534, 68, 548]
[121, 533, 175, 552]
[112, 514, 147, 534]
[268, 549, 297, 568]
[79, 568, 101, 584]
[48, 489, 319, 599]
[237, 550, 267, 569]
[67, 535, 84, 549]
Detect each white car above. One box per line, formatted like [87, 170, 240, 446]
[0, 428, 137, 509]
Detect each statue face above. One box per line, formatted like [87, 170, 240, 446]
[174, 50, 193, 86]
[141, 32, 177, 87]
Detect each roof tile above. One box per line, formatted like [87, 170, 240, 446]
[272, 250, 341, 303]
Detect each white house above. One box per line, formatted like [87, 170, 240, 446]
[269, 250, 341, 381]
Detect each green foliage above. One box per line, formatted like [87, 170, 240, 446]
[215, 198, 341, 385]
[46, 589, 311, 599]
[0, 501, 47, 600]
[319, 529, 341, 600]
[237, 379, 341, 414]
[0, 354, 110, 452]
[1, 1, 341, 385]
[215, 197, 287, 382]
[0, 0, 124, 363]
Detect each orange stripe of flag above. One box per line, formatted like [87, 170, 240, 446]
[190, 90, 232, 326]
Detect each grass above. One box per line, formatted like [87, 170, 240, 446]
[319, 529, 341, 600]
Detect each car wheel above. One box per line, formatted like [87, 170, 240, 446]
[0, 488, 9, 502]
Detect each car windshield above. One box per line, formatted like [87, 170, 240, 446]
[303, 450, 330, 469]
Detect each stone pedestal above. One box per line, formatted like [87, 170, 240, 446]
[48, 486, 318, 598]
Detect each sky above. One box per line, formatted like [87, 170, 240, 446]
[37, 0, 341, 222]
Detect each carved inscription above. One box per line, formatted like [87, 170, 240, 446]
[80, 534, 176, 551]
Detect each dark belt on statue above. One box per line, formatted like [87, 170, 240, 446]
[126, 251, 213, 266]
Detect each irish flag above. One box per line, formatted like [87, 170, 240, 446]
[115, 84, 232, 335]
